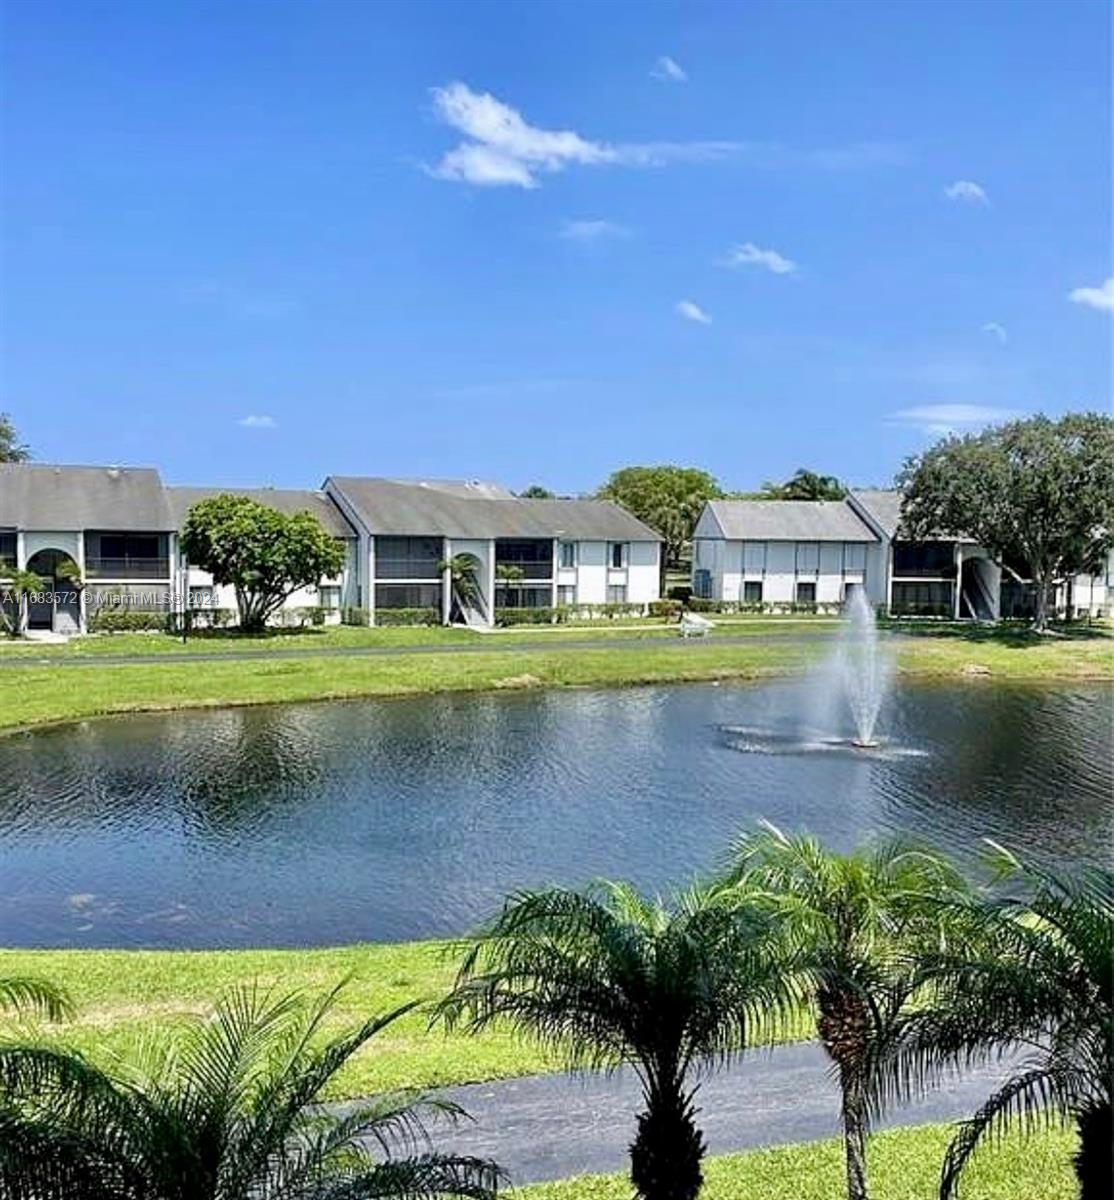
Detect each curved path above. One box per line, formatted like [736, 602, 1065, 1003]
[361, 1041, 1017, 1186]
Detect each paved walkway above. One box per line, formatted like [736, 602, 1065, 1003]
[359, 1041, 1016, 1186]
[0, 630, 833, 669]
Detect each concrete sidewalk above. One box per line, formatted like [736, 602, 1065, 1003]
[361, 1040, 1014, 1187]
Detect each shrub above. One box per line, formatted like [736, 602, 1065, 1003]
[89, 609, 170, 634]
[648, 599, 683, 619]
[375, 607, 441, 627]
[342, 606, 370, 626]
[667, 585, 693, 603]
[495, 606, 561, 626]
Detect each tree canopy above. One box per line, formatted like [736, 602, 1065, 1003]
[0, 414, 30, 463]
[596, 466, 723, 566]
[180, 495, 346, 632]
[761, 468, 846, 501]
[518, 484, 556, 499]
[898, 412, 1114, 629]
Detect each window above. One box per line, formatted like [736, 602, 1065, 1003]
[609, 542, 628, 569]
[843, 582, 862, 604]
[558, 541, 576, 569]
[693, 569, 712, 599]
[557, 584, 576, 606]
[743, 580, 763, 604]
[843, 543, 866, 572]
[607, 584, 627, 604]
[97, 533, 161, 560]
[497, 585, 552, 609]
[795, 542, 820, 573]
[0, 530, 15, 571]
[742, 541, 766, 572]
[375, 537, 442, 580]
[891, 580, 953, 617]
[319, 585, 341, 611]
[376, 582, 442, 610]
[892, 541, 955, 577]
[795, 581, 816, 604]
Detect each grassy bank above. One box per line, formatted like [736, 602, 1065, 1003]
[0, 625, 1109, 732]
[515, 1122, 1077, 1199]
[0, 943, 811, 1096]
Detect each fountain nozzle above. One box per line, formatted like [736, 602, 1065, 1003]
[850, 738, 879, 749]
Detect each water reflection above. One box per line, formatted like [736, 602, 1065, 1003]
[0, 681, 1109, 948]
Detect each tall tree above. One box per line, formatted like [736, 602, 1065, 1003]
[596, 466, 723, 568]
[726, 825, 970, 1200]
[898, 413, 1114, 630]
[518, 484, 556, 499]
[436, 880, 797, 1200]
[180, 495, 346, 632]
[0, 984, 502, 1200]
[882, 850, 1112, 1200]
[762, 469, 846, 501]
[0, 414, 30, 463]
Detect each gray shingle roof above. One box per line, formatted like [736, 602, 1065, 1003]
[326, 477, 661, 541]
[0, 463, 174, 531]
[701, 499, 877, 542]
[848, 489, 903, 539]
[166, 486, 355, 539]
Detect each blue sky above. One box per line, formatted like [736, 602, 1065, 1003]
[3, 0, 1111, 493]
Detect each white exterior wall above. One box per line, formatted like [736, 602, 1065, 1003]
[573, 540, 608, 604]
[22, 530, 81, 565]
[626, 540, 660, 603]
[446, 537, 494, 626]
[694, 537, 875, 606]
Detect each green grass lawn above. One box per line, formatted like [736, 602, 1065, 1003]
[0, 943, 813, 1096]
[0, 623, 1108, 732]
[514, 1122, 1077, 1199]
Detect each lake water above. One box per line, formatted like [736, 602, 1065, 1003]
[1, 680, 1110, 948]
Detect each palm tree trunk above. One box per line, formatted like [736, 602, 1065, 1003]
[839, 1065, 870, 1200]
[629, 1081, 705, 1200]
[1075, 1103, 1113, 1200]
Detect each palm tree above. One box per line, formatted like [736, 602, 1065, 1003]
[882, 849, 1112, 1200]
[435, 880, 798, 1200]
[0, 570, 45, 638]
[0, 983, 502, 1200]
[493, 563, 524, 611]
[726, 824, 970, 1200]
[439, 553, 483, 624]
[0, 976, 70, 1021]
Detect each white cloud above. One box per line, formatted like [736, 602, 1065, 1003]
[559, 219, 632, 242]
[237, 414, 276, 429]
[888, 403, 1018, 436]
[722, 242, 798, 275]
[944, 180, 989, 205]
[676, 299, 711, 324]
[427, 82, 911, 188]
[980, 322, 1008, 344]
[1068, 277, 1114, 313]
[651, 55, 687, 83]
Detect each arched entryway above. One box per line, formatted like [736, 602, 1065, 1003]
[25, 549, 82, 634]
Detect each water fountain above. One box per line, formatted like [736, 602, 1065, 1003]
[721, 588, 908, 758]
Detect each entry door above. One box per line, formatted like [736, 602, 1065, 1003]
[27, 586, 53, 629]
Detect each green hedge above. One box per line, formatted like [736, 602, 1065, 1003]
[88, 610, 171, 634]
[374, 607, 441, 627]
[686, 599, 842, 616]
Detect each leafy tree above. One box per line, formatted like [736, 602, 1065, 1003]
[518, 484, 556, 499]
[726, 825, 970, 1200]
[436, 881, 798, 1200]
[0, 983, 502, 1200]
[596, 467, 723, 569]
[0, 414, 30, 463]
[0, 570, 44, 638]
[898, 413, 1114, 630]
[762, 469, 846, 501]
[180, 495, 346, 633]
[882, 849, 1112, 1200]
[440, 552, 483, 623]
